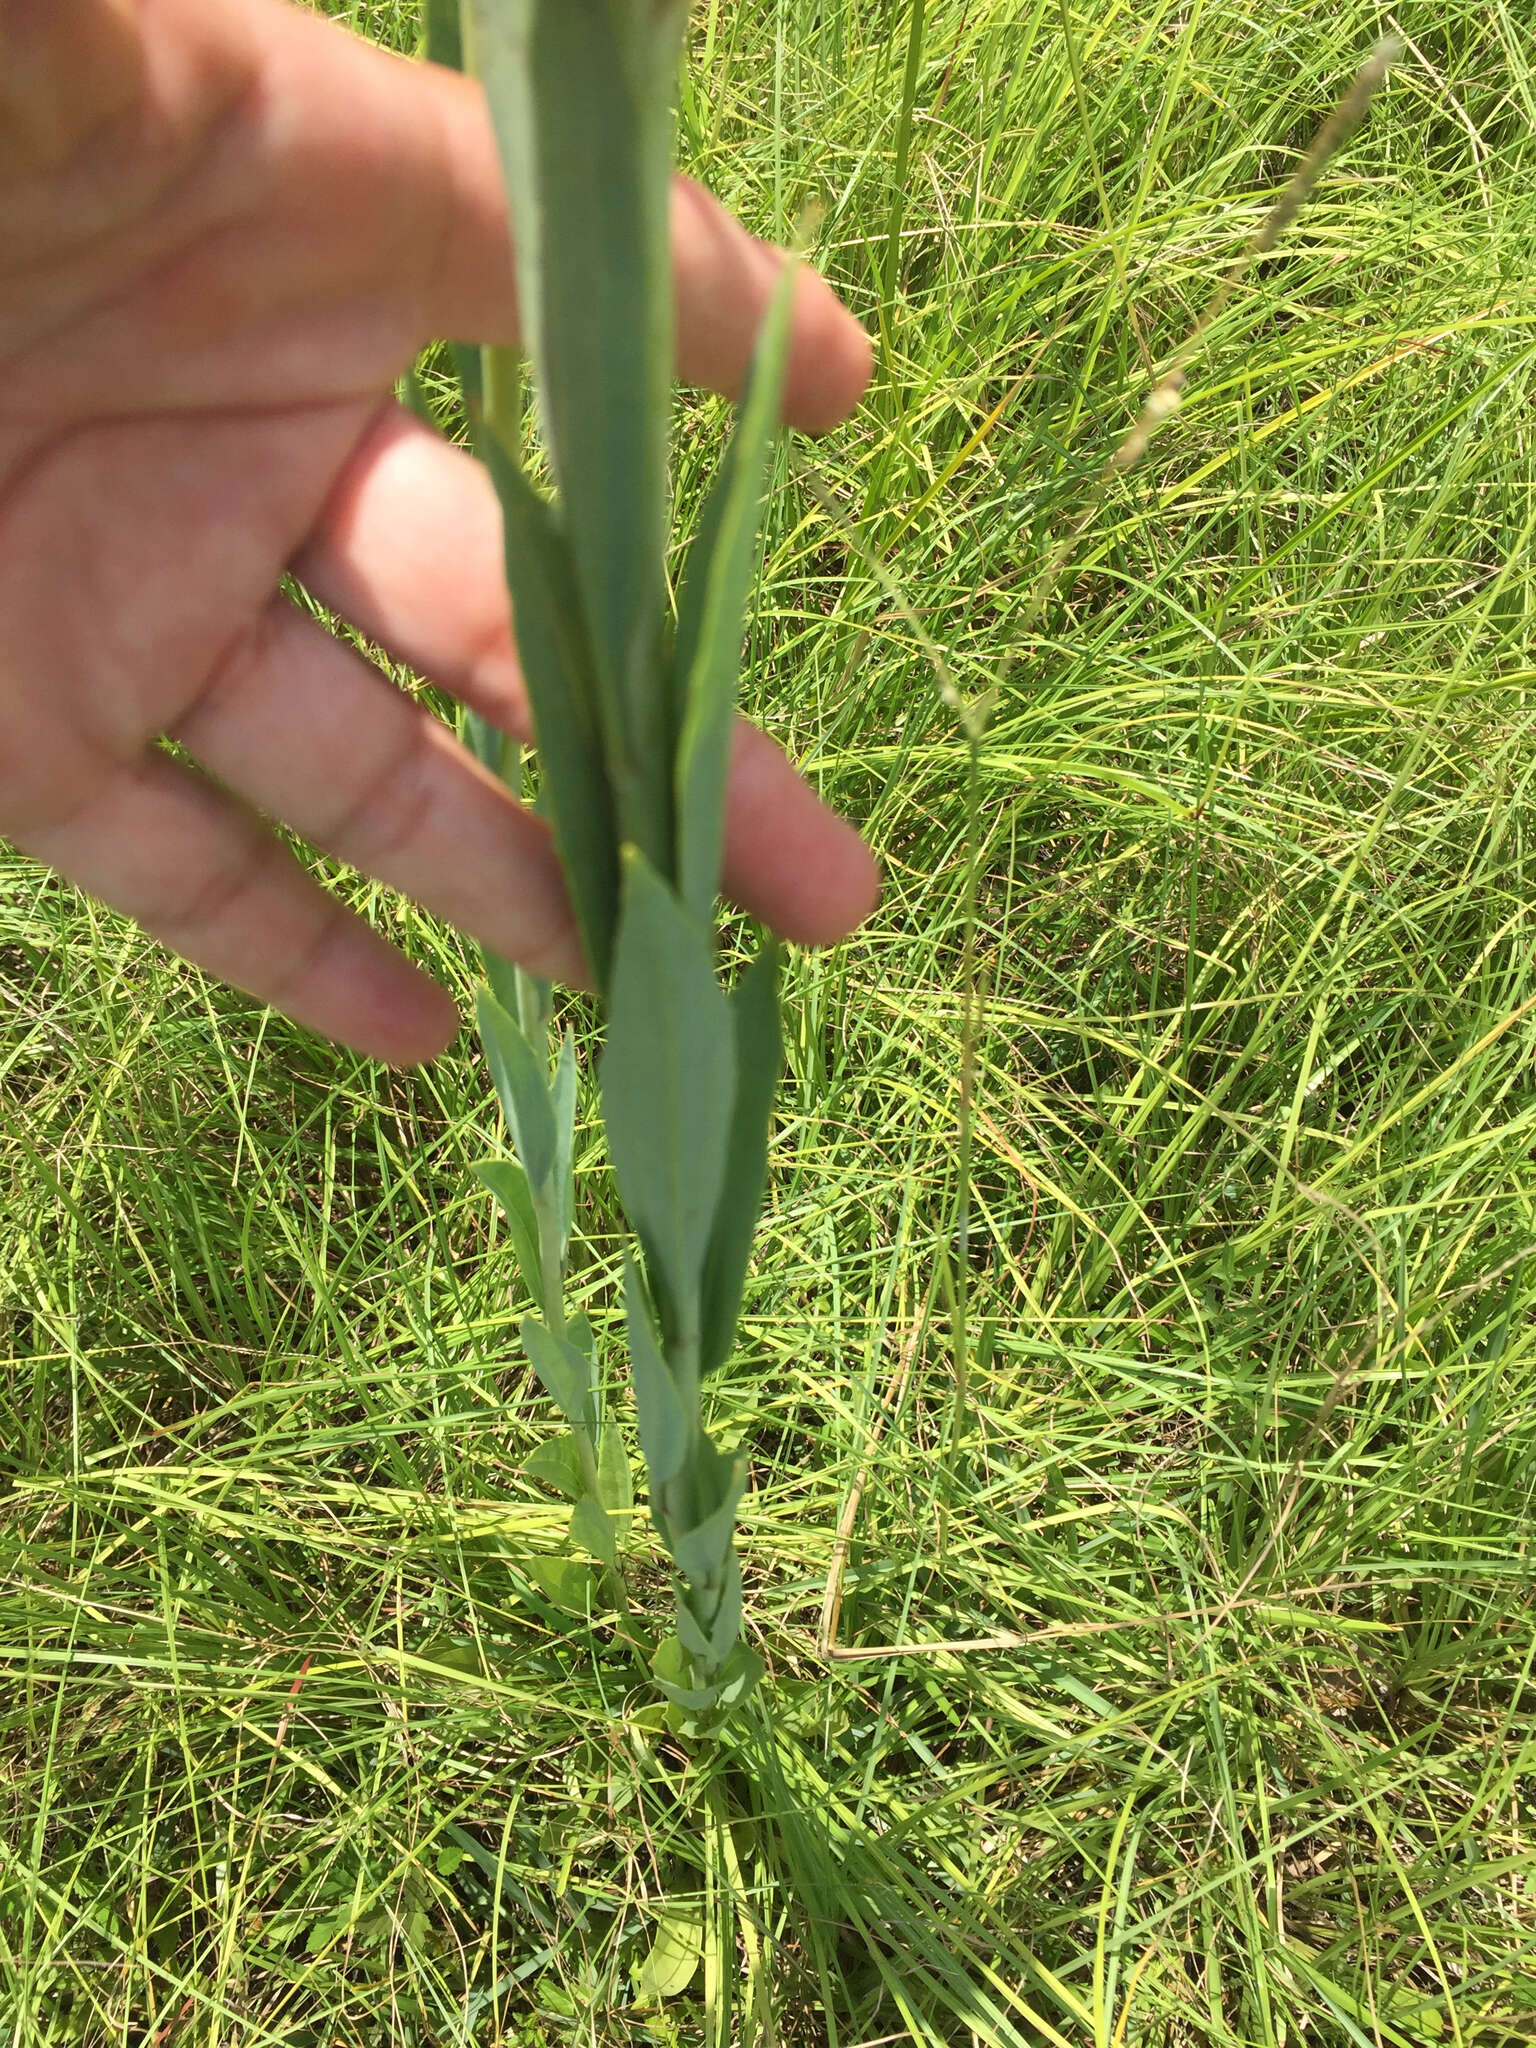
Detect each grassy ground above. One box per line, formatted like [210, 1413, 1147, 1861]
[4, 0, 1536, 2041]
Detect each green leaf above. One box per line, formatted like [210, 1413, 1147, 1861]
[469, 0, 686, 872]
[602, 854, 736, 1339]
[523, 1555, 598, 1616]
[597, 1424, 634, 1538]
[624, 1260, 690, 1492]
[633, 1893, 704, 2004]
[568, 1495, 616, 1569]
[473, 1158, 543, 1304]
[699, 942, 783, 1376]
[714, 1643, 765, 1711]
[673, 264, 798, 922]
[650, 1635, 719, 1713]
[463, 709, 507, 778]
[481, 946, 521, 1018]
[478, 430, 619, 986]
[521, 1317, 594, 1430]
[673, 1552, 742, 1665]
[551, 1029, 578, 1253]
[515, 962, 552, 1045]
[520, 1435, 583, 1501]
[707, 1550, 744, 1663]
[476, 990, 557, 1193]
[421, 0, 463, 70]
[398, 365, 437, 432]
[417, 1635, 483, 1677]
[453, 340, 484, 418]
[674, 1601, 710, 1663]
[673, 1458, 747, 1587]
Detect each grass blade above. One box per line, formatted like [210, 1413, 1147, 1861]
[475, 989, 557, 1194]
[478, 430, 620, 985]
[698, 941, 783, 1376]
[472, 1157, 544, 1305]
[673, 267, 797, 923]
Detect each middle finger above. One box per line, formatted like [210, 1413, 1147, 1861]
[174, 593, 586, 985]
[294, 402, 881, 945]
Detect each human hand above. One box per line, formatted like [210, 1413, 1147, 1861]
[0, 0, 878, 1062]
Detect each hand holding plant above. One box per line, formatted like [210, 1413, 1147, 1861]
[0, 0, 875, 1062]
[437, 0, 876, 1718]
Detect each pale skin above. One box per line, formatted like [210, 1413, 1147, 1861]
[0, 0, 879, 1063]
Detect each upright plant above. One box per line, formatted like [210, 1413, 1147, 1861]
[419, 0, 798, 1721]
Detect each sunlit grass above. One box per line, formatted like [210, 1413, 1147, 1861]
[3, 1, 1536, 2041]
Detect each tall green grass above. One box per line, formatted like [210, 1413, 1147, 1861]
[4, 0, 1536, 2041]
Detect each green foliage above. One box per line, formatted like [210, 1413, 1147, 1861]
[674, 265, 798, 922]
[469, 0, 685, 870]
[471, 1155, 542, 1300]
[420, 0, 461, 69]
[9, 0, 1536, 2042]
[476, 989, 558, 1194]
[699, 941, 784, 1375]
[519, 1315, 594, 1431]
[632, 1893, 704, 2003]
[461, 0, 791, 1705]
[477, 432, 619, 985]
[624, 1260, 691, 1490]
[601, 853, 737, 1351]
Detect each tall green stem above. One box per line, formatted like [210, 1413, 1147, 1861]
[882, 0, 927, 313]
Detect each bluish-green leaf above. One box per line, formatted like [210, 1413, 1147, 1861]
[521, 1316, 594, 1430]
[482, 946, 521, 1018]
[551, 1029, 577, 1252]
[699, 942, 783, 1376]
[478, 430, 619, 985]
[674, 1601, 711, 1663]
[602, 854, 736, 1337]
[624, 1259, 690, 1492]
[476, 990, 557, 1193]
[473, 1157, 543, 1304]
[521, 1435, 583, 1501]
[569, 1495, 616, 1569]
[675, 1564, 745, 1670]
[650, 1635, 719, 1713]
[515, 963, 552, 1047]
[707, 1550, 744, 1662]
[469, 0, 686, 872]
[713, 1642, 765, 1710]
[673, 266, 797, 922]
[673, 1458, 746, 1587]
[597, 1423, 634, 1538]
[421, 0, 463, 70]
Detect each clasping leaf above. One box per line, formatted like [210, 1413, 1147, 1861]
[477, 990, 557, 1194]
[601, 852, 736, 1340]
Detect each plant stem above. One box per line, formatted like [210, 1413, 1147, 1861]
[882, 0, 927, 314]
